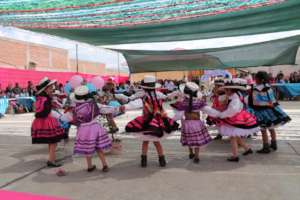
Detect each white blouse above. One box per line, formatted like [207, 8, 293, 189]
[218, 93, 243, 119]
[97, 103, 119, 114]
[128, 90, 181, 101]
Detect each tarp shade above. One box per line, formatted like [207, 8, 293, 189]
[1, 0, 300, 45]
[115, 36, 300, 73]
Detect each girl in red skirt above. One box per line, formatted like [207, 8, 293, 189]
[125, 75, 179, 167]
[31, 77, 65, 167]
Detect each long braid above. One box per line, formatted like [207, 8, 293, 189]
[188, 93, 193, 112]
[142, 90, 155, 129]
[147, 90, 155, 112]
[153, 88, 171, 133]
[153, 90, 162, 112]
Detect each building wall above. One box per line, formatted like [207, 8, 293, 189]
[50, 48, 69, 70]
[29, 44, 50, 68]
[0, 37, 69, 71]
[0, 38, 27, 68]
[69, 59, 106, 75]
[0, 37, 126, 76]
[105, 69, 129, 77]
[130, 71, 188, 82]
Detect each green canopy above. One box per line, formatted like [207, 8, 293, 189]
[1, 0, 300, 45]
[115, 35, 300, 73]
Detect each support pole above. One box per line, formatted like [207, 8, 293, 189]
[117, 53, 120, 83]
[76, 44, 79, 73]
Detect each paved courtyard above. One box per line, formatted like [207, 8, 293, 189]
[0, 102, 299, 200]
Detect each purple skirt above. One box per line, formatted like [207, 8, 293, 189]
[74, 121, 111, 156]
[181, 120, 212, 147]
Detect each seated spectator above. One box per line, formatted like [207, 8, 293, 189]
[27, 81, 35, 96]
[13, 82, 22, 95]
[268, 73, 275, 84]
[166, 80, 176, 92]
[115, 83, 126, 94]
[5, 83, 14, 98]
[124, 81, 130, 91]
[289, 71, 300, 83]
[0, 84, 5, 98]
[19, 88, 29, 97]
[275, 71, 286, 83]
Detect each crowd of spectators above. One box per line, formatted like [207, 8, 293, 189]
[1, 71, 300, 100]
[267, 70, 300, 84]
[0, 81, 66, 99]
[237, 70, 300, 84]
[0, 81, 35, 98]
[288, 71, 300, 83]
[1, 71, 300, 116]
[0, 81, 65, 115]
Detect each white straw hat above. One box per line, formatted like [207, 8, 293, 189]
[179, 82, 202, 98]
[214, 77, 225, 86]
[72, 85, 90, 103]
[221, 78, 250, 91]
[36, 77, 57, 95]
[140, 75, 160, 89]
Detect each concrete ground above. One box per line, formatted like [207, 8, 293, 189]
[0, 101, 299, 200]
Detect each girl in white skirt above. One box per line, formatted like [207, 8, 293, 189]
[208, 78, 259, 162]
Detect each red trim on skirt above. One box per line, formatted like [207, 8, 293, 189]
[31, 116, 64, 144]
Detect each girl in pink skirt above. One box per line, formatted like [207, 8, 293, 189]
[208, 78, 259, 162]
[171, 82, 215, 163]
[206, 77, 227, 140]
[31, 77, 65, 167]
[71, 86, 122, 172]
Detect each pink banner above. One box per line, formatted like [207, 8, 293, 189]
[0, 190, 69, 200]
[0, 67, 128, 88]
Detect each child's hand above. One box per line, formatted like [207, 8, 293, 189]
[119, 105, 125, 113]
[64, 106, 73, 113]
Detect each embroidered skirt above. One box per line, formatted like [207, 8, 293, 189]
[31, 116, 64, 144]
[181, 120, 212, 147]
[74, 121, 111, 156]
[125, 115, 179, 141]
[253, 106, 291, 129]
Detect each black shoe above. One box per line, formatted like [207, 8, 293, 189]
[102, 165, 109, 173]
[47, 161, 62, 168]
[213, 134, 223, 140]
[189, 153, 195, 159]
[87, 165, 96, 172]
[141, 155, 147, 168]
[256, 147, 271, 154]
[193, 157, 200, 164]
[243, 148, 253, 156]
[159, 155, 166, 167]
[227, 156, 239, 162]
[270, 140, 278, 151]
[109, 127, 119, 133]
[257, 143, 271, 154]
